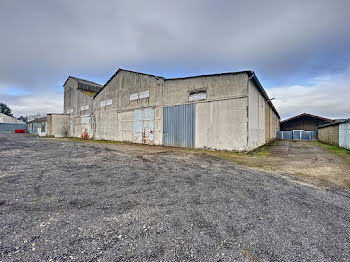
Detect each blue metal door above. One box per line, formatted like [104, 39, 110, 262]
[163, 104, 195, 147]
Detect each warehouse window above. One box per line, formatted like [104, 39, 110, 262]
[106, 99, 112, 105]
[80, 105, 89, 111]
[130, 93, 138, 101]
[189, 91, 206, 102]
[139, 90, 149, 99]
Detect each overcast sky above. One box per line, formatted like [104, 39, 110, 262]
[1, 0, 349, 119]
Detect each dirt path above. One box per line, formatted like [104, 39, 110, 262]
[211, 140, 350, 189]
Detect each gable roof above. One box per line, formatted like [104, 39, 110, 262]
[64, 68, 279, 118]
[93, 68, 165, 98]
[63, 76, 103, 94]
[318, 118, 350, 129]
[280, 113, 333, 124]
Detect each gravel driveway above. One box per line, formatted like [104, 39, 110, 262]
[0, 133, 349, 261]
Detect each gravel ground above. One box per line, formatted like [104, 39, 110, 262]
[0, 133, 350, 261]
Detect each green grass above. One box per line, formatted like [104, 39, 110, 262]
[248, 140, 278, 156]
[313, 141, 350, 165]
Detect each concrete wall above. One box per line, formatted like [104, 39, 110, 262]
[164, 73, 248, 105]
[339, 122, 350, 150]
[265, 103, 280, 143]
[318, 125, 339, 146]
[248, 81, 266, 150]
[47, 114, 69, 137]
[64, 70, 279, 151]
[64, 78, 95, 138]
[195, 98, 248, 151]
[93, 71, 250, 149]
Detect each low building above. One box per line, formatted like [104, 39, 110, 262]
[280, 113, 333, 131]
[27, 117, 47, 136]
[63, 69, 280, 151]
[0, 113, 26, 132]
[46, 113, 70, 137]
[318, 119, 350, 150]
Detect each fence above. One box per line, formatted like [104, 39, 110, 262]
[277, 130, 316, 141]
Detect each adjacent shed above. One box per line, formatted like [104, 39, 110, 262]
[318, 119, 350, 150]
[46, 114, 70, 137]
[0, 113, 26, 132]
[318, 122, 340, 146]
[27, 117, 47, 136]
[280, 113, 333, 131]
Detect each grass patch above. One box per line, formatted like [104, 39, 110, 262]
[248, 140, 278, 156]
[313, 141, 350, 166]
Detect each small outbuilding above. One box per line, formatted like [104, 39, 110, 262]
[280, 113, 333, 131]
[27, 117, 47, 136]
[318, 119, 350, 150]
[0, 113, 26, 132]
[46, 113, 70, 137]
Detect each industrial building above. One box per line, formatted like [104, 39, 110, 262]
[27, 116, 47, 136]
[63, 69, 280, 151]
[280, 113, 333, 131]
[318, 119, 350, 150]
[0, 113, 26, 132]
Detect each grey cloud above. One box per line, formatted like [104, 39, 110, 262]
[266, 68, 350, 119]
[0, 0, 349, 116]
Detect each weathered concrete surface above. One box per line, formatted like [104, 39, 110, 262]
[1, 133, 349, 261]
[318, 124, 340, 146]
[46, 114, 69, 138]
[195, 98, 248, 151]
[66, 70, 280, 151]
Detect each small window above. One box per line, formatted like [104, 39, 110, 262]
[130, 93, 138, 101]
[84, 105, 89, 110]
[41, 122, 46, 132]
[139, 90, 149, 99]
[100, 101, 106, 107]
[189, 91, 206, 102]
[106, 99, 112, 105]
[80, 105, 85, 111]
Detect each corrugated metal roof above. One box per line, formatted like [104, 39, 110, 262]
[281, 113, 333, 123]
[318, 119, 350, 129]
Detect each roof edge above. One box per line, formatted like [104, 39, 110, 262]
[281, 113, 333, 123]
[63, 76, 102, 87]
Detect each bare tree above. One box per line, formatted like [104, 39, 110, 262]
[60, 119, 69, 137]
[26, 113, 46, 122]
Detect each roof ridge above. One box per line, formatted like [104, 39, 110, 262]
[281, 113, 333, 123]
[63, 76, 102, 87]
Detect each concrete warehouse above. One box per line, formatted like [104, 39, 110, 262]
[62, 69, 280, 151]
